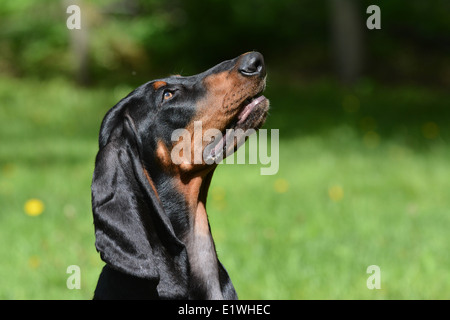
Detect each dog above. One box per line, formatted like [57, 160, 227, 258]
[91, 52, 269, 299]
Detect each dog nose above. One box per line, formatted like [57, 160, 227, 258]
[238, 52, 266, 77]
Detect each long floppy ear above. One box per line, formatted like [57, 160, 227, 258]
[92, 102, 188, 296]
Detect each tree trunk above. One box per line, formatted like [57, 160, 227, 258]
[65, 0, 90, 86]
[329, 0, 364, 85]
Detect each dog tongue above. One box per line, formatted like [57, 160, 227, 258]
[237, 95, 266, 125]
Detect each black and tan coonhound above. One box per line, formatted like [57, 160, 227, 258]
[91, 52, 269, 299]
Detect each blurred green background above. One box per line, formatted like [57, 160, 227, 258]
[0, 0, 449, 299]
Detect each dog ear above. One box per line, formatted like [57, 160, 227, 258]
[91, 100, 188, 294]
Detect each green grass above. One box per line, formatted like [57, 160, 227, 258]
[1, 76, 449, 299]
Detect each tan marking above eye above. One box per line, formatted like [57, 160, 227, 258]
[153, 81, 167, 90]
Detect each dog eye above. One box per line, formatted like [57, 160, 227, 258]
[163, 90, 174, 101]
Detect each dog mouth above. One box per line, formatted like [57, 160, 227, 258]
[236, 94, 267, 126]
[205, 91, 270, 163]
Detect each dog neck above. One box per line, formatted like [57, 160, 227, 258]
[151, 168, 224, 299]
